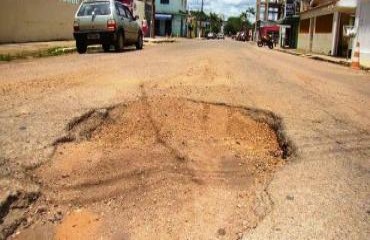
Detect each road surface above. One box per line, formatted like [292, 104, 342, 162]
[0, 40, 369, 240]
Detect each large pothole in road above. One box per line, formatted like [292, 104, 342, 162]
[34, 96, 291, 240]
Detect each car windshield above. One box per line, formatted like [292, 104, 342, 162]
[77, 1, 111, 16]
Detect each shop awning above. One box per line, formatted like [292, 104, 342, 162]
[278, 16, 300, 25]
[335, 0, 357, 12]
[155, 14, 172, 20]
[261, 25, 280, 32]
[336, 0, 357, 8]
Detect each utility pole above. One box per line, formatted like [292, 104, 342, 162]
[201, 0, 204, 12]
[151, 0, 156, 38]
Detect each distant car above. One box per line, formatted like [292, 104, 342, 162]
[217, 33, 225, 40]
[73, 0, 143, 54]
[236, 32, 247, 42]
[207, 32, 216, 40]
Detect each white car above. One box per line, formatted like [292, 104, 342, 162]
[73, 0, 143, 53]
[217, 33, 225, 40]
[207, 32, 216, 39]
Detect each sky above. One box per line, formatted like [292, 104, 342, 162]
[188, 0, 256, 19]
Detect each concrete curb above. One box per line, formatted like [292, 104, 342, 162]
[308, 55, 350, 67]
[274, 48, 351, 67]
[0, 45, 102, 61]
[143, 38, 176, 44]
[59, 45, 101, 54]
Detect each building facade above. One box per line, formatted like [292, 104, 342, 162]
[131, 0, 153, 37]
[297, 0, 356, 56]
[255, 0, 284, 41]
[278, 0, 301, 48]
[256, 0, 284, 22]
[352, 0, 370, 68]
[155, 0, 187, 37]
[0, 0, 81, 43]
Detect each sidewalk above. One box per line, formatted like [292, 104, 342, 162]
[0, 41, 76, 57]
[144, 37, 177, 44]
[0, 38, 178, 61]
[274, 47, 351, 67]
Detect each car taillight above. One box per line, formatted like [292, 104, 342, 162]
[73, 21, 79, 32]
[107, 19, 116, 31]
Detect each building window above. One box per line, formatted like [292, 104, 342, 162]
[268, 7, 279, 21]
[300, 19, 310, 33]
[315, 14, 333, 33]
[160, 0, 169, 4]
[62, 0, 80, 4]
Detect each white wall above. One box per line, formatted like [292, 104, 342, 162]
[0, 0, 81, 43]
[297, 33, 310, 52]
[312, 33, 333, 55]
[172, 15, 184, 36]
[354, 0, 370, 67]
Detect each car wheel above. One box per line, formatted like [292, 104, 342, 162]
[136, 33, 143, 50]
[114, 32, 124, 52]
[102, 43, 110, 52]
[76, 40, 87, 54]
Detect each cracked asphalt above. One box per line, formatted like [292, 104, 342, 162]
[0, 39, 369, 239]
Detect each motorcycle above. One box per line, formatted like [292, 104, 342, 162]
[257, 37, 274, 49]
[257, 25, 279, 50]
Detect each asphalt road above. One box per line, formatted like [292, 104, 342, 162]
[0, 39, 369, 240]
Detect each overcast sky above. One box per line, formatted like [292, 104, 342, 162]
[188, 0, 256, 18]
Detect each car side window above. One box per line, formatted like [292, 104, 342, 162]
[116, 3, 127, 18]
[124, 7, 133, 21]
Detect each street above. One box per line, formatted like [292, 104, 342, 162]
[1, 40, 369, 239]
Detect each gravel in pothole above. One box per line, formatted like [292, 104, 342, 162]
[34, 97, 285, 239]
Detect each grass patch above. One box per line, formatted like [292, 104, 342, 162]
[0, 54, 12, 61]
[46, 47, 67, 56]
[0, 47, 74, 62]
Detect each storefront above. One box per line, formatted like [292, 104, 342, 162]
[155, 14, 173, 36]
[297, 0, 356, 56]
[279, 16, 300, 48]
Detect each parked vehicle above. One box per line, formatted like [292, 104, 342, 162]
[257, 36, 274, 49]
[236, 32, 247, 42]
[257, 25, 279, 50]
[217, 33, 225, 40]
[73, 0, 143, 54]
[207, 32, 216, 40]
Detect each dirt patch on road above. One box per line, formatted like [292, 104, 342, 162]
[33, 96, 288, 239]
[54, 209, 101, 240]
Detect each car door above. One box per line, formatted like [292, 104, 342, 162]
[123, 6, 138, 43]
[115, 3, 130, 43]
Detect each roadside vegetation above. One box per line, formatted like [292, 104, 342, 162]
[189, 10, 224, 35]
[0, 47, 75, 62]
[224, 7, 255, 35]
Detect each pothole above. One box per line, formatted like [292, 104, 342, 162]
[34, 96, 293, 239]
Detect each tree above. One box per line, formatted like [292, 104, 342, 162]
[246, 7, 255, 17]
[224, 16, 243, 35]
[190, 10, 208, 22]
[189, 11, 223, 34]
[246, 7, 255, 25]
[209, 12, 222, 33]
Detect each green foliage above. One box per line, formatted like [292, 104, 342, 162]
[246, 7, 255, 16]
[224, 8, 254, 35]
[0, 47, 72, 62]
[189, 10, 223, 34]
[0, 54, 12, 61]
[46, 47, 65, 56]
[209, 12, 222, 34]
[189, 10, 208, 21]
[224, 17, 243, 35]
